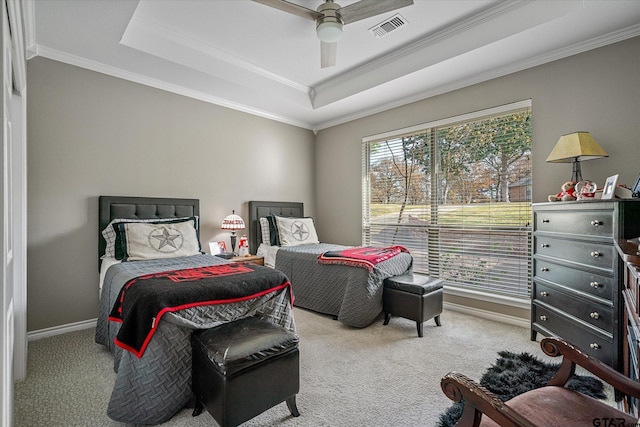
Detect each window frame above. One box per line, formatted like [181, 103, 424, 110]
[362, 100, 533, 301]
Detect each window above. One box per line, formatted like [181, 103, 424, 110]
[362, 101, 532, 298]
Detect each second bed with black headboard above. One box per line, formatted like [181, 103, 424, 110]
[248, 201, 413, 328]
[95, 196, 296, 424]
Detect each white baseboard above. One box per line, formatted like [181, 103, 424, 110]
[444, 301, 530, 329]
[28, 318, 97, 341]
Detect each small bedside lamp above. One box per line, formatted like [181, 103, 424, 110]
[546, 132, 608, 182]
[221, 210, 245, 256]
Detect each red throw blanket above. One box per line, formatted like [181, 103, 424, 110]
[109, 263, 291, 358]
[317, 246, 409, 271]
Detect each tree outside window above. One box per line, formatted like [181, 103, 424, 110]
[363, 104, 532, 298]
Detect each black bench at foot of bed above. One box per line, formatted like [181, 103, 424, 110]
[191, 317, 300, 427]
[382, 274, 443, 337]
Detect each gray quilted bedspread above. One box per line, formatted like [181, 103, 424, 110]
[95, 254, 295, 424]
[275, 244, 412, 328]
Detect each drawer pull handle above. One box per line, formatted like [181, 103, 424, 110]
[590, 312, 600, 319]
[540, 267, 549, 272]
[591, 220, 603, 227]
[539, 315, 547, 321]
[590, 282, 601, 289]
[541, 243, 549, 248]
[542, 219, 550, 223]
[540, 291, 549, 297]
[590, 343, 601, 350]
[590, 251, 601, 258]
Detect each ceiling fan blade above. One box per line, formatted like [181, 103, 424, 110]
[252, 0, 322, 21]
[339, 0, 413, 24]
[320, 41, 337, 68]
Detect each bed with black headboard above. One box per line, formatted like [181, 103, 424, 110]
[95, 196, 295, 424]
[248, 200, 413, 328]
[98, 195, 200, 265]
[248, 200, 304, 254]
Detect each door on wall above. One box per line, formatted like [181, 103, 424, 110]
[1, 1, 14, 424]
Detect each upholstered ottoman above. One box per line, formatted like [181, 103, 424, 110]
[191, 316, 300, 427]
[383, 274, 443, 337]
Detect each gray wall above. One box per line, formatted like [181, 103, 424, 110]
[27, 57, 315, 331]
[315, 37, 640, 318]
[27, 37, 640, 330]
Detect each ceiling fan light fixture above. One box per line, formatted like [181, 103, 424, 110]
[316, 0, 343, 43]
[253, 0, 415, 67]
[316, 20, 343, 42]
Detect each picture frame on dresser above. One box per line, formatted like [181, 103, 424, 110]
[602, 174, 619, 200]
[208, 242, 221, 255]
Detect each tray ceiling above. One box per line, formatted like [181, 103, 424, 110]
[27, 0, 640, 131]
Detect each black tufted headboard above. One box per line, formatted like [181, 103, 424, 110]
[248, 201, 303, 255]
[98, 196, 200, 267]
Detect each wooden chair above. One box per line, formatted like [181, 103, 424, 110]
[441, 337, 640, 427]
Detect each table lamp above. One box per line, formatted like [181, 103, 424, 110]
[546, 131, 608, 182]
[221, 210, 245, 256]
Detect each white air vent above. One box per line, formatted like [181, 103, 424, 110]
[369, 14, 408, 38]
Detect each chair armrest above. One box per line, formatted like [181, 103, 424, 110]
[441, 372, 539, 427]
[541, 337, 640, 398]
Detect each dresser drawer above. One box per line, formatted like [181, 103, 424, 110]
[533, 258, 614, 301]
[533, 282, 613, 333]
[535, 235, 614, 271]
[535, 209, 613, 237]
[532, 304, 613, 365]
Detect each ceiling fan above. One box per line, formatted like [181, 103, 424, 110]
[253, 0, 414, 68]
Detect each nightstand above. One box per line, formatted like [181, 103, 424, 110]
[229, 255, 264, 266]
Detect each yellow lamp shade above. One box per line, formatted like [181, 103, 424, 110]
[546, 132, 608, 183]
[546, 132, 608, 163]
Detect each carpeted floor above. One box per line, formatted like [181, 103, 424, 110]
[14, 308, 570, 426]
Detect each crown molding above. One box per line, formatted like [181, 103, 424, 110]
[34, 45, 314, 130]
[317, 0, 531, 87]
[310, 0, 572, 109]
[121, 13, 311, 95]
[30, 20, 640, 134]
[312, 24, 640, 131]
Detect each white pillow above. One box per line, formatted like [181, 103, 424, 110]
[122, 221, 201, 261]
[275, 216, 319, 246]
[102, 216, 196, 258]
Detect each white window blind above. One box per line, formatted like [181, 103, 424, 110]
[363, 101, 532, 298]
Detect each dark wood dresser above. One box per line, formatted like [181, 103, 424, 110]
[531, 200, 640, 371]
